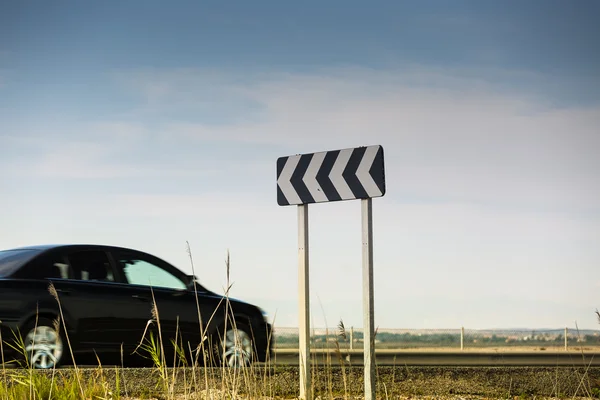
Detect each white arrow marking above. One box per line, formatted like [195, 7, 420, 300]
[302, 151, 328, 203]
[329, 148, 355, 200]
[277, 156, 302, 205]
[356, 146, 382, 197]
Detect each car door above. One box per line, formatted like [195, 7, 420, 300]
[108, 248, 223, 361]
[49, 247, 137, 352]
[7, 248, 70, 334]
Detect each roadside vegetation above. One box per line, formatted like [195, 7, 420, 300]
[1, 244, 600, 399]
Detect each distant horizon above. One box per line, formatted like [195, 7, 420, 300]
[272, 326, 600, 332]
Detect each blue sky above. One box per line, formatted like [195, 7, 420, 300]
[1, 1, 599, 330]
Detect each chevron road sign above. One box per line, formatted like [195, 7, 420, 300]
[276, 145, 386, 206]
[276, 145, 385, 400]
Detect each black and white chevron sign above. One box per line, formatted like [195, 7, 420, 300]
[277, 145, 386, 206]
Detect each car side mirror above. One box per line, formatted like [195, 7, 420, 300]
[186, 274, 198, 286]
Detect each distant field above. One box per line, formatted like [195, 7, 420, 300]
[272, 327, 600, 352]
[275, 343, 600, 352]
[274, 343, 600, 353]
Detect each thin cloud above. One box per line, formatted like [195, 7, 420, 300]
[1, 121, 223, 180]
[120, 67, 599, 212]
[105, 193, 276, 218]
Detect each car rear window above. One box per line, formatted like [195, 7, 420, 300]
[0, 249, 42, 277]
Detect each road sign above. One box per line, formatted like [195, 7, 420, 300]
[276, 144, 386, 400]
[277, 145, 386, 206]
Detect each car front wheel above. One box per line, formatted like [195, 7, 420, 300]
[22, 318, 65, 369]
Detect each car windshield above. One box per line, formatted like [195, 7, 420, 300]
[0, 249, 42, 277]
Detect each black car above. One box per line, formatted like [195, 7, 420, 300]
[0, 244, 272, 369]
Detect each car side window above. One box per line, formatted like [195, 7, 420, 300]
[115, 253, 187, 290]
[67, 250, 115, 282]
[15, 251, 71, 280]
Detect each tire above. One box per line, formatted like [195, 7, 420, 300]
[21, 317, 67, 369]
[212, 321, 256, 368]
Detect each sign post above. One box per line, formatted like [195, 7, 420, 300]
[362, 198, 375, 400]
[277, 145, 386, 400]
[298, 204, 310, 400]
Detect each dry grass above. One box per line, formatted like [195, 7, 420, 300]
[1, 245, 600, 399]
[0, 244, 280, 399]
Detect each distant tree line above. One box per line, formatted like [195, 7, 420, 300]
[273, 330, 600, 348]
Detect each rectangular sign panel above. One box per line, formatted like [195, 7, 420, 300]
[277, 145, 386, 206]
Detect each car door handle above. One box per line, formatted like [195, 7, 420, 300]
[55, 289, 71, 295]
[132, 294, 150, 302]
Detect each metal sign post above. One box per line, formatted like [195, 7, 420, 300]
[277, 145, 386, 400]
[298, 204, 311, 400]
[362, 198, 375, 400]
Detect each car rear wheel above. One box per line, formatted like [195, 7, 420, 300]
[214, 321, 255, 367]
[23, 318, 65, 369]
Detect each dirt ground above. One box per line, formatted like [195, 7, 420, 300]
[16, 365, 600, 399]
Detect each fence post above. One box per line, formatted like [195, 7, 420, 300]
[565, 327, 568, 351]
[350, 326, 354, 350]
[461, 326, 464, 350]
